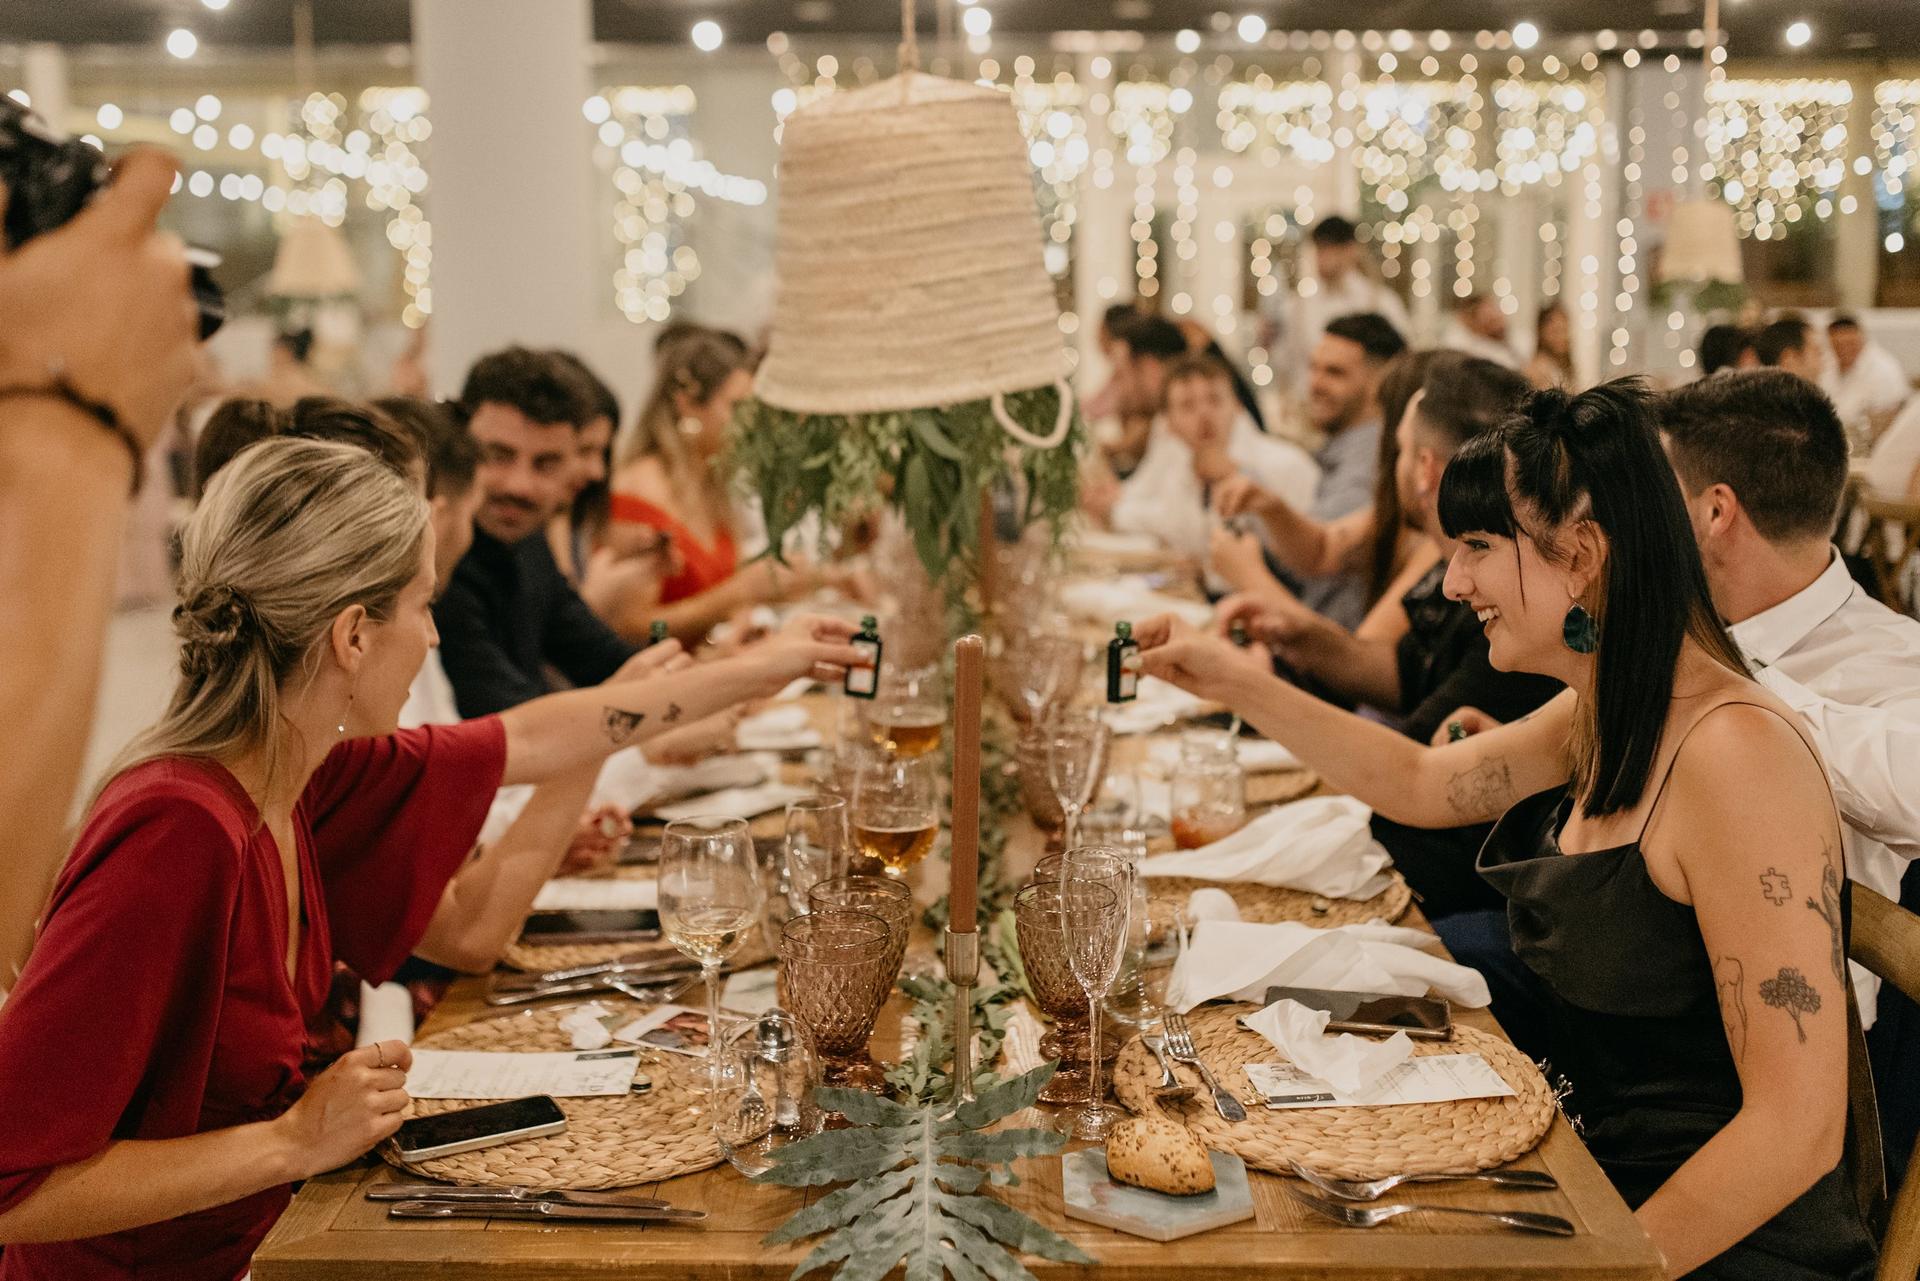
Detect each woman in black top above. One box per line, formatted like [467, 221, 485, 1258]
[1132, 380, 1873, 1279]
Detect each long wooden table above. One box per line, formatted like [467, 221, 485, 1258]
[255, 602, 1664, 1280]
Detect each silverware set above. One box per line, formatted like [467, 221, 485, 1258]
[1160, 1010, 1245, 1121]
[368, 1181, 706, 1224]
[1285, 1162, 1570, 1237]
[486, 958, 701, 1006]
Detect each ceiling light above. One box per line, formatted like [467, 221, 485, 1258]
[1784, 20, 1811, 47]
[1512, 21, 1539, 49]
[691, 20, 724, 52]
[202, 0, 229, 9]
[963, 6, 992, 36]
[166, 28, 199, 59]
[1236, 13, 1267, 43]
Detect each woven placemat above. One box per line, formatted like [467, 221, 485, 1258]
[1143, 871, 1412, 928]
[1248, 768, 1321, 807]
[1112, 1005, 1553, 1179]
[385, 1000, 722, 1189]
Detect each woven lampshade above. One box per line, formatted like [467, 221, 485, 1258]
[1658, 200, 1744, 286]
[753, 72, 1067, 417]
[267, 216, 362, 297]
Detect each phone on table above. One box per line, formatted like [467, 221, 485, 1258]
[1261, 985, 1453, 1040]
[519, 909, 661, 944]
[392, 1095, 568, 1161]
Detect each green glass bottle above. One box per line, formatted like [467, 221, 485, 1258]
[846, 614, 881, 699]
[1107, 621, 1140, 703]
[645, 619, 670, 648]
[1228, 618, 1251, 648]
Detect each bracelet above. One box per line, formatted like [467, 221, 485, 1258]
[0, 375, 144, 494]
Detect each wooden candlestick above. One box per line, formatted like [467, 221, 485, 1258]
[949, 634, 984, 931]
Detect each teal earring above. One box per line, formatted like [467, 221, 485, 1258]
[1562, 604, 1597, 654]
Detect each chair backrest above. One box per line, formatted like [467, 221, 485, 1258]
[1855, 493, 1920, 614]
[1851, 883, 1920, 1279]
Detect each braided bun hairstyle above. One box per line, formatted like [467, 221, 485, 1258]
[107, 436, 428, 802]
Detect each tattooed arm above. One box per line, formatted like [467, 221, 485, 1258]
[494, 614, 862, 786]
[1633, 704, 1848, 1279]
[1135, 613, 1576, 826]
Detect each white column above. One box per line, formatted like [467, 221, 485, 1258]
[1073, 52, 1126, 386]
[21, 43, 68, 136]
[412, 0, 598, 396]
[1834, 72, 1881, 311]
[1496, 190, 1539, 357]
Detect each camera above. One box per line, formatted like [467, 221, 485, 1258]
[0, 94, 225, 339]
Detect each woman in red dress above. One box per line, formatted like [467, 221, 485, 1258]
[0, 438, 860, 1280]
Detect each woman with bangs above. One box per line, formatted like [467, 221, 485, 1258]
[1134, 379, 1874, 1279]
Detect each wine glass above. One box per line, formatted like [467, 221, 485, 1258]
[1046, 708, 1111, 851]
[659, 816, 765, 1095]
[1105, 896, 1186, 1038]
[783, 795, 850, 918]
[851, 751, 939, 881]
[866, 663, 946, 758]
[1057, 861, 1127, 1140]
[992, 626, 1082, 724]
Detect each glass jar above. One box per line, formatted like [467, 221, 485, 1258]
[1169, 730, 1247, 850]
[711, 1009, 824, 1176]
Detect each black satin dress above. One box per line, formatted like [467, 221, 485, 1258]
[1478, 785, 1876, 1280]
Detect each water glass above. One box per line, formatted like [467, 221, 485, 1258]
[783, 795, 850, 917]
[712, 1010, 823, 1176]
[1047, 709, 1112, 851]
[780, 909, 895, 1092]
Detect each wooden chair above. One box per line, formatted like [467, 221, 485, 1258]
[1855, 492, 1920, 616]
[1851, 884, 1920, 1278]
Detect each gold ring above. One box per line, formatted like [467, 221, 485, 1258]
[374, 1044, 387, 1069]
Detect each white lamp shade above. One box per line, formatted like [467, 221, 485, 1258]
[1658, 200, 1744, 286]
[268, 217, 362, 297]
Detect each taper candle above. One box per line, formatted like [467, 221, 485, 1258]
[948, 634, 984, 930]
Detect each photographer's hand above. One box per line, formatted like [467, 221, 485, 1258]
[0, 147, 197, 448]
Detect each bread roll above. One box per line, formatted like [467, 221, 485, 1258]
[1105, 1115, 1215, 1195]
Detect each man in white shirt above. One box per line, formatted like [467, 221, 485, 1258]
[1440, 294, 1520, 370]
[1273, 216, 1412, 385]
[1663, 370, 1920, 1027]
[1822, 315, 1911, 430]
[1110, 351, 1318, 570]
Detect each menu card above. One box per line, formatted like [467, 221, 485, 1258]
[406, 1049, 642, 1099]
[1243, 1053, 1516, 1110]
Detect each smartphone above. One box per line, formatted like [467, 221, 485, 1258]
[1262, 985, 1454, 1040]
[519, 909, 661, 944]
[393, 1095, 568, 1161]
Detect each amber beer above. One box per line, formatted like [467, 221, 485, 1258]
[1170, 811, 1244, 850]
[868, 704, 945, 757]
[854, 813, 938, 875]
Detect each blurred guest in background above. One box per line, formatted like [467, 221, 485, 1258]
[193, 396, 424, 498]
[1441, 293, 1519, 369]
[1081, 314, 1189, 519]
[1525, 304, 1574, 390]
[1698, 323, 1760, 377]
[1174, 315, 1267, 431]
[1757, 314, 1819, 381]
[1822, 314, 1911, 433]
[1269, 215, 1411, 385]
[544, 350, 621, 586]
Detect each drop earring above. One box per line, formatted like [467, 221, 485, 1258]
[337, 686, 356, 737]
[1562, 603, 1597, 654]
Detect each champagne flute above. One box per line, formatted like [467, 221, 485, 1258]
[1058, 852, 1128, 1140]
[784, 795, 851, 917]
[1046, 708, 1111, 851]
[851, 752, 939, 881]
[659, 816, 765, 1095]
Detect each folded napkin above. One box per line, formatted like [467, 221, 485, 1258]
[533, 877, 658, 911]
[1166, 918, 1491, 1012]
[1239, 998, 1414, 1095]
[560, 1002, 616, 1050]
[1141, 796, 1394, 900]
[1058, 577, 1214, 631]
[736, 705, 823, 752]
[1106, 676, 1212, 736]
[653, 781, 813, 823]
[1148, 736, 1299, 774]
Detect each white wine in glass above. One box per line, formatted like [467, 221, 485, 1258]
[664, 905, 759, 965]
[659, 816, 764, 1095]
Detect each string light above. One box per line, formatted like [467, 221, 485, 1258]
[1871, 82, 1920, 256]
[1704, 78, 1850, 239]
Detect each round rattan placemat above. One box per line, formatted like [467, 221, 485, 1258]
[384, 1000, 722, 1189]
[1247, 768, 1322, 807]
[502, 933, 777, 975]
[1112, 1004, 1554, 1180]
[1143, 871, 1413, 928]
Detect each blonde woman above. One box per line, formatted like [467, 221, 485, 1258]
[0, 438, 859, 1279]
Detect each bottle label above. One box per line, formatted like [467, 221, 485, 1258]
[846, 639, 880, 697]
[1119, 646, 1141, 700]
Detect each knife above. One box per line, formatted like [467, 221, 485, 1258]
[388, 1198, 706, 1223]
[367, 1182, 670, 1209]
[497, 954, 695, 991]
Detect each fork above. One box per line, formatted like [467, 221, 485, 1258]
[1289, 1161, 1557, 1201]
[1139, 1032, 1196, 1102]
[1284, 1183, 1574, 1237]
[1162, 1011, 1245, 1122]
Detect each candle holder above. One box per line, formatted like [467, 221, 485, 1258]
[943, 927, 980, 1104]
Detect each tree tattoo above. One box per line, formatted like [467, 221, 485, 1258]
[664, 702, 683, 725]
[1445, 757, 1514, 821]
[1714, 956, 1749, 1064]
[1758, 966, 1822, 1043]
[1758, 867, 1792, 905]
[1806, 858, 1844, 986]
[602, 706, 646, 743]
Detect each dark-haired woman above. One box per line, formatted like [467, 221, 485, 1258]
[1136, 380, 1874, 1278]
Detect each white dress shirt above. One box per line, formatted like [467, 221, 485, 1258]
[1439, 319, 1522, 370]
[1823, 342, 1911, 428]
[1277, 267, 1413, 382]
[1111, 414, 1320, 565]
[1731, 549, 1920, 1025]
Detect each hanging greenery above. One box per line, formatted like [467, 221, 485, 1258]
[728, 384, 1084, 598]
[756, 1064, 1093, 1281]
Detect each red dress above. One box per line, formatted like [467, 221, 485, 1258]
[609, 493, 737, 604]
[0, 718, 505, 1281]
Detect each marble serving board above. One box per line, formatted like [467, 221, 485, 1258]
[1061, 1149, 1254, 1242]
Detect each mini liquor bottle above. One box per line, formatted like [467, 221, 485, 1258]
[1106, 621, 1140, 703]
[645, 619, 670, 648]
[846, 614, 882, 699]
[1228, 618, 1251, 648]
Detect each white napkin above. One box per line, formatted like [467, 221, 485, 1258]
[1058, 577, 1214, 631]
[1106, 676, 1212, 736]
[736, 705, 822, 752]
[1072, 528, 1162, 557]
[653, 781, 813, 823]
[533, 878, 659, 911]
[1148, 736, 1299, 774]
[1184, 887, 1242, 923]
[1166, 919, 1491, 1012]
[355, 981, 415, 1047]
[621, 751, 769, 810]
[560, 1001, 615, 1050]
[1238, 998, 1414, 1095]
[1141, 796, 1394, 900]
